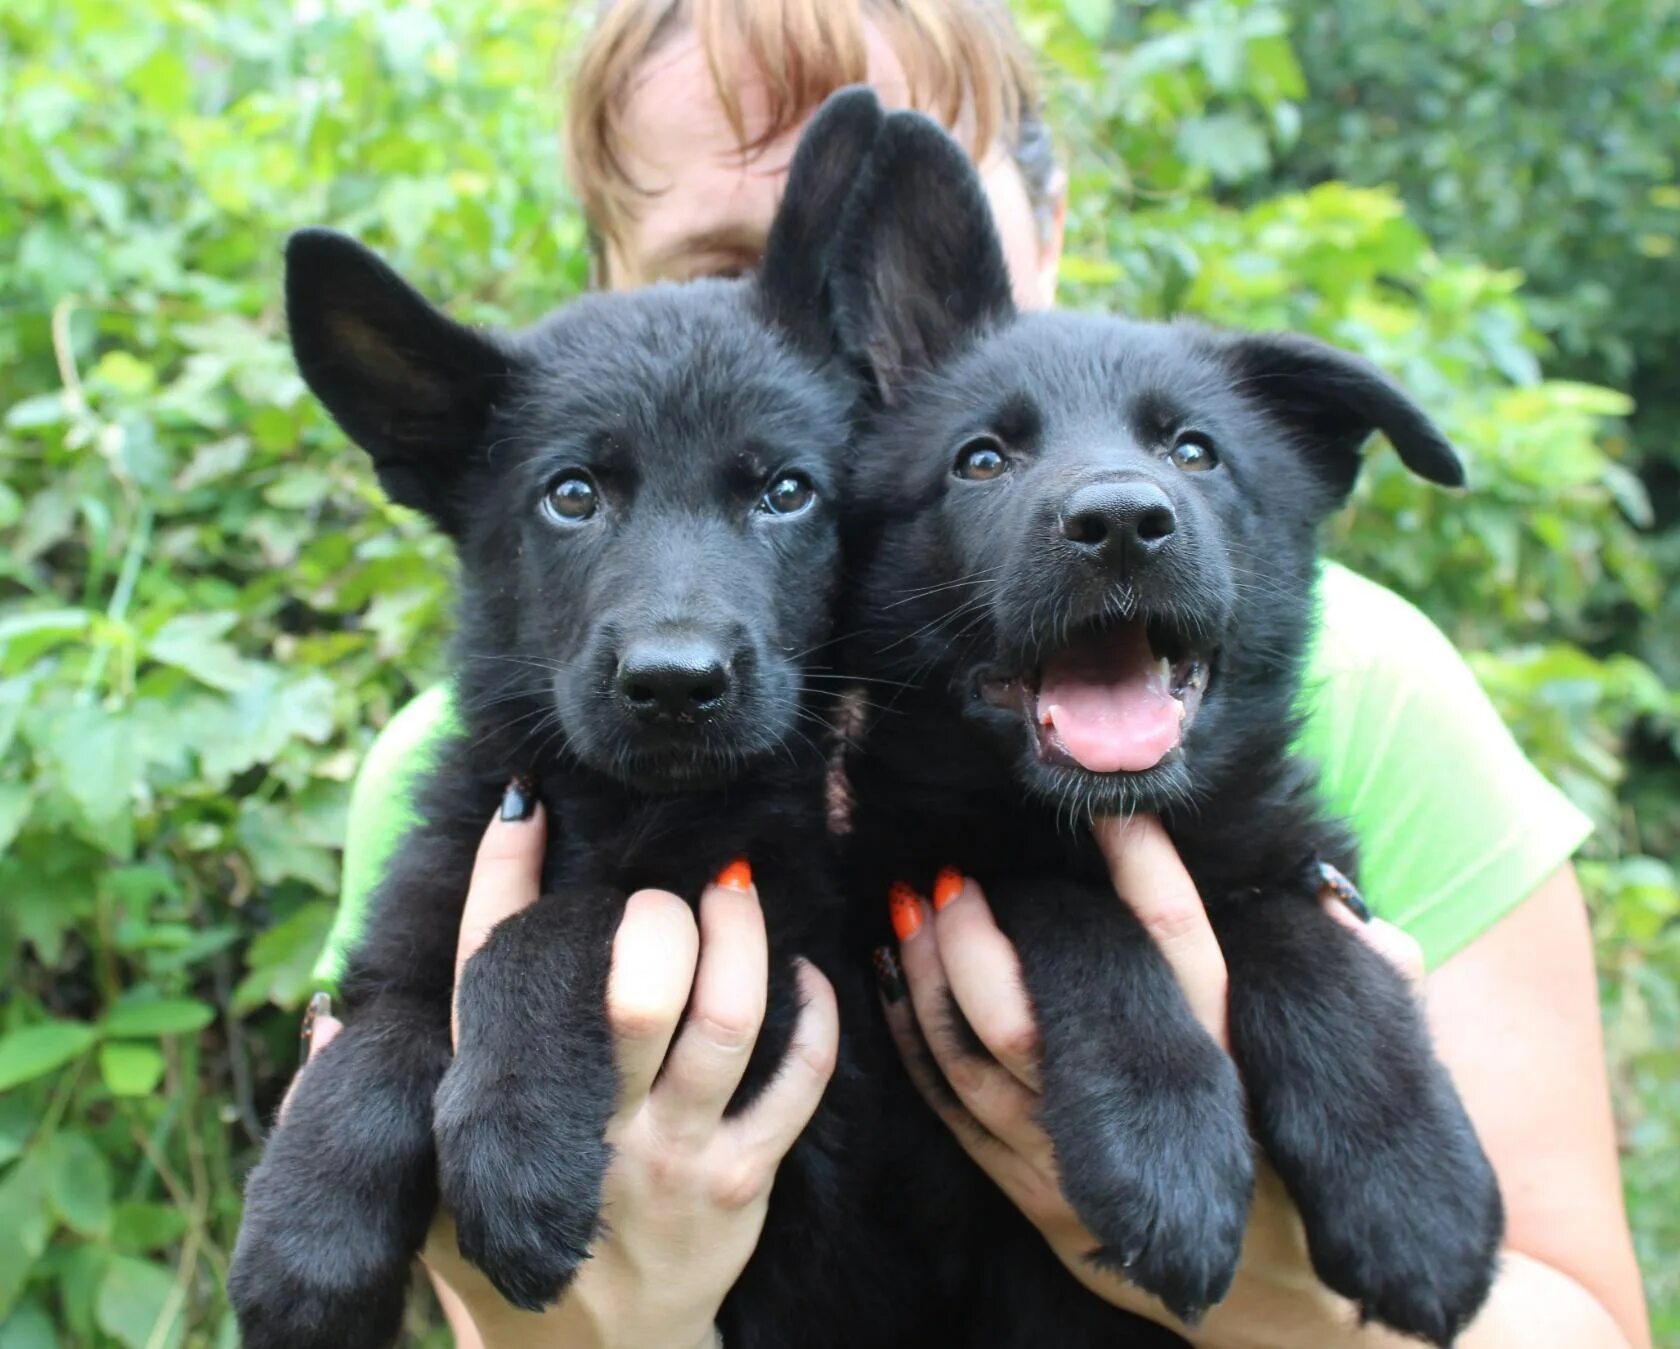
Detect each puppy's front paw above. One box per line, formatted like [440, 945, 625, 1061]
[1290, 1105, 1503, 1346]
[433, 1056, 612, 1311]
[1043, 1053, 1254, 1324]
[229, 1156, 412, 1349]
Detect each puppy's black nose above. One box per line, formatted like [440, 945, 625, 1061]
[1060, 481, 1176, 567]
[616, 639, 732, 721]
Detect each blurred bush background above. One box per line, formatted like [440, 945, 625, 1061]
[0, 0, 1675, 1342]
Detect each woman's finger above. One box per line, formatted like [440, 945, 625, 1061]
[1091, 814, 1229, 1048]
[929, 872, 1043, 1091]
[608, 888, 701, 1113]
[892, 885, 1045, 1152]
[728, 959, 839, 1167]
[452, 781, 547, 1047]
[276, 1002, 343, 1123]
[877, 957, 994, 1146]
[877, 964, 1064, 1228]
[1316, 861, 1426, 996]
[650, 862, 769, 1135]
[305, 1010, 343, 1062]
[1325, 902, 1427, 996]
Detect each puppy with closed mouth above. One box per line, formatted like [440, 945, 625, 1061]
[228, 91, 912, 1349]
[836, 111, 1504, 1346]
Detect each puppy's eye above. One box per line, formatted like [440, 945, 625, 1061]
[541, 471, 599, 524]
[1169, 432, 1219, 473]
[759, 472, 816, 517]
[954, 436, 1009, 481]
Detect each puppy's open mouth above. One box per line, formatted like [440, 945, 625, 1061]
[979, 616, 1213, 774]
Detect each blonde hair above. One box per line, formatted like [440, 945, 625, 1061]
[565, 0, 1055, 262]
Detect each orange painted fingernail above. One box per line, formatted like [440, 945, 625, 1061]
[889, 882, 923, 941]
[932, 867, 964, 911]
[715, 858, 753, 892]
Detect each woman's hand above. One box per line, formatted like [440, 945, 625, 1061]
[293, 790, 840, 1349]
[878, 815, 1429, 1346]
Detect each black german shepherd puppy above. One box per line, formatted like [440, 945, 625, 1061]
[229, 91, 903, 1349]
[834, 111, 1504, 1347]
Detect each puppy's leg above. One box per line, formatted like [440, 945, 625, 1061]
[433, 884, 624, 1310]
[229, 994, 452, 1349]
[1214, 897, 1503, 1346]
[987, 875, 1254, 1325]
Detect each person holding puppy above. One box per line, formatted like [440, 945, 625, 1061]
[299, 2, 1649, 1345]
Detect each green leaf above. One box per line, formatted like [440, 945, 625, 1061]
[56, 1245, 108, 1344]
[0, 784, 32, 855]
[1062, 0, 1112, 41]
[36, 705, 139, 836]
[43, 1132, 112, 1238]
[146, 613, 261, 693]
[0, 1098, 32, 1168]
[98, 1043, 165, 1097]
[198, 672, 336, 782]
[0, 1155, 51, 1318]
[1175, 112, 1273, 184]
[232, 902, 334, 1015]
[0, 1298, 57, 1349]
[103, 997, 214, 1038]
[0, 1023, 98, 1092]
[0, 610, 92, 671]
[234, 801, 339, 892]
[96, 1256, 179, 1349]
[2, 394, 68, 432]
[110, 1202, 187, 1254]
[127, 48, 192, 115]
[91, 352, 156, 397]
[0, 679, 35, 761]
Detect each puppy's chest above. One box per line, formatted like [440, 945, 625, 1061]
[538, 784, 834, 915]
[849, 767, 1355, 909]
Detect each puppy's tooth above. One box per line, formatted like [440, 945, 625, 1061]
[1041, 703, 1058, 727]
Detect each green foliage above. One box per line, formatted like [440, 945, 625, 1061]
[1, 0, 584, 1339]
[0, 0, 1674, 1341]
[1280, 0, 1680, 391]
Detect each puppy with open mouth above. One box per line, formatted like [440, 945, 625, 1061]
[836, 110, 1504, 1346]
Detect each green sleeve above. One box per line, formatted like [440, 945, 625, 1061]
[312, 682, 458, 986]
[1297, 563, 1593, 970]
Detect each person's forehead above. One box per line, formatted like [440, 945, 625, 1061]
[615, 23, 916, 267]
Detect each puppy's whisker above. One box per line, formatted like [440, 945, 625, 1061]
[877, 569, 1004, 610]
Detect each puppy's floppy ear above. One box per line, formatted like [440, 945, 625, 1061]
[1218, 330, 1465, 502]
[756, 86, 885, 353]
[832, 109, 1016, 403]
[285, 228, 509, 535]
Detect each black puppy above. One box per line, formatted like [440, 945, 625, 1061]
[834, 112, 1504, 1346]
[228, 91, 906, 1349]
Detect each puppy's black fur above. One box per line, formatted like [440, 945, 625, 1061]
[836, 112, 1504, 1347]
[229, 91, 914, 1349]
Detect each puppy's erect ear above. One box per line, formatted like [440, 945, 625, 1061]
[756, 86, 885, 353]
[285, 229, 509, 535]
[1219, 331, 1465, 502]
[832, 109, 1016, 403]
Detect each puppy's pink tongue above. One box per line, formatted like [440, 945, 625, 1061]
[1037, 623, 1181, 773]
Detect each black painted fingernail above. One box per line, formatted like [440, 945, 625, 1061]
[873, 946, 906, 1004]
[1318, 860, 1371, 922]
[500, 775, 536, 822]
[300, 991, 331, 1061]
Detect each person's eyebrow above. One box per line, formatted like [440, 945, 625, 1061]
[644, 223, 768, 279]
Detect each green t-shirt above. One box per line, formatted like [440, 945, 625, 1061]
[314, 562, 1592, 984]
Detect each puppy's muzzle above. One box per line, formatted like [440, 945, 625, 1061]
[1059, 479, 1177, 575]
[613, 633, 740, 725]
